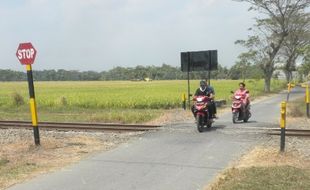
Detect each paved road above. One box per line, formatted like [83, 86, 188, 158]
[9, 87, 305, 190]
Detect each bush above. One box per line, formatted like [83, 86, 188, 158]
[56, 96, 68, 106]
[0, 158, 9, 166]
[12, 92, 25, 106]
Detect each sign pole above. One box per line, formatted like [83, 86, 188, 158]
[26, 64, 40, 145]
[208, 52, 211, 86]
[16, 42, 39, 146]
[187, 52, 191, 109]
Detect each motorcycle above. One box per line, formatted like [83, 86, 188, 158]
[231, 91, 251, 123]
[193, 96, 213, 132]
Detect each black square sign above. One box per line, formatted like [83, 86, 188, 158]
[181, 50, 218, 72]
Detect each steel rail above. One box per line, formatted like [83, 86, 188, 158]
[0, 120, 160, 128]
[270, 128, 310, 133]
[267, 129, 310, 137]
[0, 120, 161, 132]
[267, 132, 310, 137]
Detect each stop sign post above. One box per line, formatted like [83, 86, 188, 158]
[16, 42, 40, 146]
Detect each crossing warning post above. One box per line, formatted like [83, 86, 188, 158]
[16, 42, 40, 146]
[182, 93, 186, 110]
[280, 101, 286, 152]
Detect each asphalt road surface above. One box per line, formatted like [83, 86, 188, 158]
[8, 87, 305, 190]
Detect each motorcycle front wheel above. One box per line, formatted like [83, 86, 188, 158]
[197, 115, 204, 132]
[232, 112, 238, 123]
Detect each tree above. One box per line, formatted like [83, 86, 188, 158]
[298, 44, 310, 79]
[212, 64, 230, 79]
[235, 0, 310, 92]
[280, 12, 310, 82]
[234, 52, 256, 81]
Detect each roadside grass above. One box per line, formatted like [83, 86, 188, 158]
[209, 166, 310, 190]
[0, 80, 285, 123]
[287, 97, 307, 117]
[0, 162, 38, 189]
[206, 147, 310, 190]
[0, 158, 9, 167]
[0, 107, 162, 124]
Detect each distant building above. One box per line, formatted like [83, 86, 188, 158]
[274, 69, 298, 81]
[144, 77, 152, 82]
[273, 70, 286, 80]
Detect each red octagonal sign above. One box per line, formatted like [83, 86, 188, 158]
[16, 42, 37, 65]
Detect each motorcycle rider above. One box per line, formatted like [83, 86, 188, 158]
[234, 82, 250, 114]
[191, 80, 217, 119]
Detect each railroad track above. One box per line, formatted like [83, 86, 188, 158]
[0, 120, 162, 132]
[268, 128, 310, 137]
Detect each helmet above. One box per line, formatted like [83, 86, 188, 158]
[200, 80, 206, 88]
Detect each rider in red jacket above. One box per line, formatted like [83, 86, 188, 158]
[234, 82, 250, 109]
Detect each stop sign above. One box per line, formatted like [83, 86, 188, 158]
[16, 42, 37, 65]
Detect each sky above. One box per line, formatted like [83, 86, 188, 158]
[0, 0, 257, 71]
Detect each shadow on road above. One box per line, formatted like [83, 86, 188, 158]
[233, 120, 258, 124]
[203, 125, 226, 132]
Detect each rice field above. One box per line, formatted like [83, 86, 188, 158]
[0, 80, 286, 123]
[0, 80, 285, 109]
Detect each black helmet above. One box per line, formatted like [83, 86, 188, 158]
[200, 80, 206, 87]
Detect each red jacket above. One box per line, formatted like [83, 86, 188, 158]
[234, 89, 249, 104]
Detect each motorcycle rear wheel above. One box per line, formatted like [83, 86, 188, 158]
[243, 111, 250, 122]
[207, 121, 212, 128]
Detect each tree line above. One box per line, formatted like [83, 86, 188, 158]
[0, 63, 264, 81]
[1, 56, 308, 82]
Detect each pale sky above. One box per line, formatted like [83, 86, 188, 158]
[0, 0, 256, 71]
